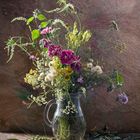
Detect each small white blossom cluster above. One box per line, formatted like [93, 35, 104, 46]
[35, 52, 58, 90]
[62, 101, 77, 115]
[87, 61, 103, 75]
[24, 51, 59, 92]
[45, 61, 58, 82]
[28, 94, 48, 106]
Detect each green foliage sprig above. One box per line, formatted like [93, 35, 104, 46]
[5, 37, 33, 62]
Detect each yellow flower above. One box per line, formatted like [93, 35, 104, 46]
[58, 66, 73, 82]
[29, 69, 37, 75]
[65, 75, 71, 81]
[24, 69, 38, 86]
[65, 66, 73, 75]
[60, 66, 73, 76]
[49, 57, 62, 70]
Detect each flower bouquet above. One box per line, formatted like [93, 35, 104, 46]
[5, 0, 128, 139]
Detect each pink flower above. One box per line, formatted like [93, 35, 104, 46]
[60, 50, 75, 65]
[39, 38, 52, 48]
[41, 27, 52, 35]
[29, 55, 36, 61]
[48, 45, 62, 57]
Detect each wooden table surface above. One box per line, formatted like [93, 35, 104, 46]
[0, 133, 30, 140]
[0, 133, 54, 140]
[1, 132, 140, 140]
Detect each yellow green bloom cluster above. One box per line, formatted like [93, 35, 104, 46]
[24, 69, 38, 87]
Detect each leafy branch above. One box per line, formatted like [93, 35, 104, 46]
[11, 17, 27, 23]
[107, 70, 124, 92]
[5, 37, 33, 62]
[66, 22, 92, 51]
[45, 0, 76, 14]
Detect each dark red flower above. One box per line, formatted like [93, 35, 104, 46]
[60, 50, 75, 65]
[48, 45, 62, 57]
[71, 55, 81, 71]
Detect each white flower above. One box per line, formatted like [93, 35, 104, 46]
[44, 68, 57, 82]
[40, 73, 44, 77]
[87, 62, 93, 68]
[38, 73, 45, 81]
[91, 65, 103, 74]
[45, 62, 48, 66]
[48, 61, 54, 68]
[49, 68, 57, 77]
[44, 76, 49, 82]
[46, 73, 55, 81]
[37, 76, 42, 81]
[89, 58, 94, 62]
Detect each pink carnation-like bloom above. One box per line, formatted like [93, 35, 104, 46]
[41, 27, 52, 35]
[60, 50, 81, 71]
[48, 45, 62, 57]
[60, 50, 75, 65]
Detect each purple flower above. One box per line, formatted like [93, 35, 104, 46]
[29, 55, 36, 61]
[77, 76, 84, 83]
[48, 45, 62, 57]
[41, 27, 52, 35]
[60, 50, 75, 65]
[117, 92, 128, 104]
[39, 38, 52, 48]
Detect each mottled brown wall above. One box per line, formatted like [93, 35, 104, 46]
[0, 0, 140, 134]
[0, 0, 55, 134]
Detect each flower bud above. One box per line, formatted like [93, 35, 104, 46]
[87, 62, 93, 68]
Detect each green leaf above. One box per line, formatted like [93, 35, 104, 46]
[16, 88, 30, 100]
[26, 16, 34, 25]
[31, 29, 40, 41]
[116, 71, 124, 87]
[40, 21, 48, 28]
[112, 70, 124, 87]
[37, 14, 46, 21]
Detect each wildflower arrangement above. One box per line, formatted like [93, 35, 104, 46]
[5, 1, 129, 139]
[5, 0, 128, 109]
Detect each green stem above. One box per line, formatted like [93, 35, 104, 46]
[75, 13, 82, 31]
[57, 116, 70, 140]
[17, 42, 31, 56]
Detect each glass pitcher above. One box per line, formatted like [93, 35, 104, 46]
[44, 93, 86, 140]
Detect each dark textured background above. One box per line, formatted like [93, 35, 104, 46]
[0, 0, 140, 134]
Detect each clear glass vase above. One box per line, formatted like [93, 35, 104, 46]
[44, 94, 86, 140]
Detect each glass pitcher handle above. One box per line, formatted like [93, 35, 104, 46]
[44, 99, 56, 127]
